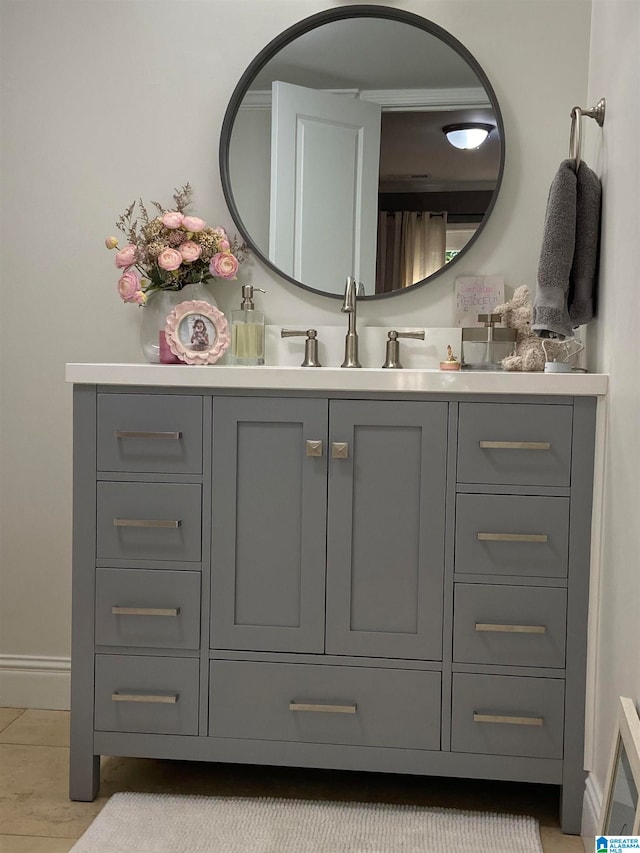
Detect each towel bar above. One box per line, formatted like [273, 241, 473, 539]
[569, 98, 605, 170]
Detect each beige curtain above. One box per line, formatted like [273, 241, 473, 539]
[376, 211, 447, 293]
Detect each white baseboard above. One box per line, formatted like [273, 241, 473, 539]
[0, 655, 71, 710]
[582, 772, 603, 848]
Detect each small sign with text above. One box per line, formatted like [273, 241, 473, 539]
[454, 275, 505, 327]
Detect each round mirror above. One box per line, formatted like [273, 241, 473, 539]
[220, 5, 505, 299]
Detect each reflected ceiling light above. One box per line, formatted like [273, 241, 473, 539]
[443, 123, 494, 150]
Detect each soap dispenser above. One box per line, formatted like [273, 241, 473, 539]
[229, 285, 266, 366]
[461, 313, 516, 370]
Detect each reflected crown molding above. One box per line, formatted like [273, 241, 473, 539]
[241, 86, 491, 111]
[361, 87, 492, 111]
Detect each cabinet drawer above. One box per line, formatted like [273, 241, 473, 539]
[97, 482, 202, 562]
[451, 673, 564, 759]
[97, 393, 203, 474]
[455, 494, 570, 578]
[95, 569, 201, 649]
[457, 403, 573, 486]
[94, 654, 199, 735]
[453, 584, 567, 668]
[209, 660, 441, 750]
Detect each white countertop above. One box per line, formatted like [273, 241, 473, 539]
[65, 363, 608, 396]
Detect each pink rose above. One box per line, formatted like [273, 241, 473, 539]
[161, 211, 184, 229]
[218, 238, 231, 252]
[212, 226, 228, 238]
[182, 215, 206, 232]
[157, 247, 182, 271]
[105, 236, 118, 249]
[179, 240, 202, 263]
[209, 251, 239, 279]
[117, 269, 141, 302]
[131, 290, 146, 305]
[114, 244, 137, 268]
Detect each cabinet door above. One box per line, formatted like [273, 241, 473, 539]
[211, 397, 328, 653]
[326, 400, 448, 659]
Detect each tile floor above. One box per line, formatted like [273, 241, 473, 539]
[0, 707, 585, 852]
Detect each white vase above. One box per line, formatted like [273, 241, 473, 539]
[139, 282, 218, 364]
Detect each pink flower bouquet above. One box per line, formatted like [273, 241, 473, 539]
[105, 183, 247, 304]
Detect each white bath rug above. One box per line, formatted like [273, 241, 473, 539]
[70, 792, 544, 852]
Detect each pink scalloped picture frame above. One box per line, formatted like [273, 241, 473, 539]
[164, 300, 231, 365]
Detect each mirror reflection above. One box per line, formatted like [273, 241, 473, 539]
[222, 10, 504, 298]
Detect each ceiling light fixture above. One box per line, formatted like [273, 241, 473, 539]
[443, 123, 494, 150]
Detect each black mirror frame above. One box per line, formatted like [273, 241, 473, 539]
[219, 4, 506, 300]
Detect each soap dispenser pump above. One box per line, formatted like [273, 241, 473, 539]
[229, 285, 266, 366]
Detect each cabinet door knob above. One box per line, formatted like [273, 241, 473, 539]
[331, 442, 349, 459]
[305, 440, 323, 457]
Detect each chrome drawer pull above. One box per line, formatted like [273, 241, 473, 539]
[331, 442, 349, 459]
[113, 519, 182, 529]
[111, 692, 178, 704]
[475, 623, 546, 634]
[114, 431, 182, 440]
[289, 702, 357, 715]
[305, 440, 323, 457]
[111, 606, 180, 617]
[477, 532, 548, 543]
[473, 713, 543, 726]
[479, 440, 551, 450]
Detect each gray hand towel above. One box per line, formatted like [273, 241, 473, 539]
[532, 159, 601, 339]
[569, 161, 601, 326]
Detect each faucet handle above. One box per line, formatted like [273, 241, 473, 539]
[395, 330, 426, 341]
[280, 328, 321, 367]
[382, 329, 426, 369]
[281, 329, 314, 338]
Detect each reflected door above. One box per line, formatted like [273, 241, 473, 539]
[269, 81, 381, 295]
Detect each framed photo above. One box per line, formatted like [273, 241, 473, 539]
[598, 696, 640, 837]
[164, 300, 230, 365]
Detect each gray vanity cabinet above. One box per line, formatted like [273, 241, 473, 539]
[70, 385, 597, 836]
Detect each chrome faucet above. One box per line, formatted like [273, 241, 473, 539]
[341, 276, 363, 368]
